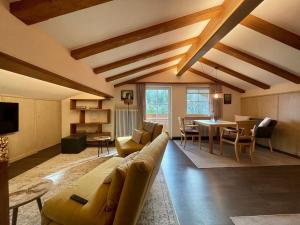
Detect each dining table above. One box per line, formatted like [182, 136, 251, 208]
[193, 120, 236, 154]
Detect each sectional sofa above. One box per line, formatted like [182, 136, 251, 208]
[41, 132, 169, 225]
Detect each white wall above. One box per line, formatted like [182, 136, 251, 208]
[0, 95, 61, 162]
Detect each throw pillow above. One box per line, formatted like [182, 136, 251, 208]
[143, 121, 156, 133]
[258, 117, 272, 127]
[235, 115, 250, 122]
[140, 131, 152, 145]
[105, 159, 133, 211]
[132, 129, 143, 144]
[103, 151, 140, 184]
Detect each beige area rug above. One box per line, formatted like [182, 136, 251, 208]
[9, 147, 179, 225]
[231, 214, 300, 225]
[174, 140, 300, 168]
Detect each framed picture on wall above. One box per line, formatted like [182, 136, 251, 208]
[224, 94, 232, 104]
[121, 90, 134, 100]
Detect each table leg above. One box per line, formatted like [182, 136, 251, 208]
[208, 126, 214, 154]
[36, 197, 43, 211]
[106, 140, 109, 154]
[12, 208, 18, 225]
[101, 141, 103, 154]
[98, 141, 100, 157]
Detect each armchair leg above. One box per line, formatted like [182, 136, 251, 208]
[234, 144, 240, 162]
[184, 136, 187, 149]
[180, 135, 183, 145]
[268, 139, 273, 152]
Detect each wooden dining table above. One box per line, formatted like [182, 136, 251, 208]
[193, 120, 236, 154]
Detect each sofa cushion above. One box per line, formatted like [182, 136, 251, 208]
[140, 130, 152, 144]
[142, 121, 156, 133]
[132, 129, 142, 144]
[42, 157, 124, 225]
[152, 124, 163, 141]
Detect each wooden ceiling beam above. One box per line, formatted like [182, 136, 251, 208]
[214, 43, 300, 83]
[106, 54, 184, 82]
[189, 68, 245, 93]
[114, 65, 177, 87]
[199, 58, 270, 89]
[177, 0, 263, 76]
[71, 6, 221, 59]
[10, 0, 112, 25]
[94, 37, 198, 74]
[241, 15, 300, 50]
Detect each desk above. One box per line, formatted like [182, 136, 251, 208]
[193, 120, 236, 154]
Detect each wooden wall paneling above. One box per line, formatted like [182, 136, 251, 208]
[0, 161, 9, 225]
[274, 92, 300, 156]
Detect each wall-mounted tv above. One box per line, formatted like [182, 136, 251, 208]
[0, 102, 19, 135]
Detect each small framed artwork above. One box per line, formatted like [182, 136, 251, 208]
[224, 94, 232, 104]
[121, 90, 134, 100]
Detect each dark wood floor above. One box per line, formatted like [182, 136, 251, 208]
[8, 141, 300, 225]
[162, 141, 300, 225]
[8, 144, 61, 179]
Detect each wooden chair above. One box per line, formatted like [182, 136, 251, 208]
[220, 120, 257, 162]
[178, 117, 201, 149]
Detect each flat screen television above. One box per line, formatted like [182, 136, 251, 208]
[0, 102, 19, 135]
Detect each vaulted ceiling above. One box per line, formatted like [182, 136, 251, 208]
[10, 0, 300, 93]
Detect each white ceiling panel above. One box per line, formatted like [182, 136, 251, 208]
[192, 62, 255, 90]
[204, 48, 287, 86]
[82, 21, 208, 68]
[100, 46, 190, 78]
[252, 0, 300, 35]
[112, 60, 179, 85]
[221, 25, 300, 76]
[33, 0, 222, 49]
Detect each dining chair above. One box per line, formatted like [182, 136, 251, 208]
[178, 117, 201, 149]
[220, 120, 257, 162]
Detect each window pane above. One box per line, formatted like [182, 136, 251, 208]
[186, 88, 210, 115]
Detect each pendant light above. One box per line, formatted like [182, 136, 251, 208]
[213, 66, 224, 99]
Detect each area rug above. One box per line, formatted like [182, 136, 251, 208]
[231, 214, 300, 225]
[9, 147, 179, 225]
[174, 140, 300, 168]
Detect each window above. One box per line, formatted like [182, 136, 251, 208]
[146, 87, 170, 132]
[186, 88, 210, 115]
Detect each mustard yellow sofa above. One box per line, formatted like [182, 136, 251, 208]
[41, 132, 169, 225]
[115, 121, 163, 157]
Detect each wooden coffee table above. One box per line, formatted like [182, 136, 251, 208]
[93, 136, 111, 156]
[9, 179, 52, 225]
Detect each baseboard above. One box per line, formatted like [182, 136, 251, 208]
[256, 143, 300, 159]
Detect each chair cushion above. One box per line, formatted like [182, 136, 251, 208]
[116, 136, 144, 157]
[223, 134, 252, 143]
[132, 129, 143, 144]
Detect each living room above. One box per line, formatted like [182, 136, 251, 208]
[0, 0, 300, 225]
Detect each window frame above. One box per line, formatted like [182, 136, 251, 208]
[185, 87, 211, 116]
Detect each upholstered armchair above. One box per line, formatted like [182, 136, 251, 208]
[252, 119, 277, 152]
[178, 117, 201, 149]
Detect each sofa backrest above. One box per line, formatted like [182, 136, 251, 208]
[112, 132, 169, 225]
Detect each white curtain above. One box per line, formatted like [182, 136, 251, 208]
[115, 109, 138, 137]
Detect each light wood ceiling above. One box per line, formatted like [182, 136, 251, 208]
[10, 0, 300, 92]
